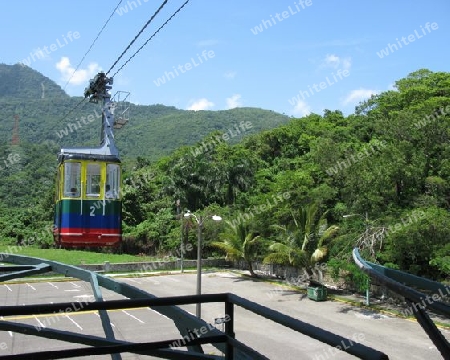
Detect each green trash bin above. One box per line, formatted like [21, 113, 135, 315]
[307, 280, 328, 301]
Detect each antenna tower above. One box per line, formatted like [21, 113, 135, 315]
[12, 115, 20, 145]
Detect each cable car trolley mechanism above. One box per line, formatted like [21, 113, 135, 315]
[53, 73, 125, 247]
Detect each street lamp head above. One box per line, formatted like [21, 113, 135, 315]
[184, 210, 200, 223]
[184, 211, 221, 225]
[343, 213, 369, 221]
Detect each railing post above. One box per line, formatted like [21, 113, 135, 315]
[225, 298, 234, 360]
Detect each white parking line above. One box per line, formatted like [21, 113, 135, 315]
[128, 278, 141, 284]
[148, 308, 170, 320]
[70, 282, 82, 288]
[354, 312, 391, 320]
[73, 294, 95, 301]
[47, 282, 59, 289]
[4, 284, 12, 292]
[64, 289, 81, 292]
[65, 315, 83, 330]
[94, 312, 115, 327]
[26, 283, 36, 291]
[122, 310, 145, 324]
[34, 316, 46, 329]
[3, 317, 15, 336]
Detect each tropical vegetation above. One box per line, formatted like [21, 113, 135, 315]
[1, 65, 449, 289]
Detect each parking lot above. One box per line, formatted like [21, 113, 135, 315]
[0, 271, 449, 359]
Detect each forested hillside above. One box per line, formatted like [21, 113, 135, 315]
[0, 64, 290, 161]
[0, 63, 68, 100]
[1, 67, 449, 284]
[118, 69, 450, 282]
[0, 63, 289, 246]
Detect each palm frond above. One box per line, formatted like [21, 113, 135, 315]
[289, 249, 308, 268]
[268, 242, 291, 254]
[317, 225, 340, 247]
[311, 246, 328, 263]
[211, 241, 242, 260]
[263, 252, 290, 265]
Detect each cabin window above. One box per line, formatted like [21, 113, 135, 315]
[86, 163, 101, 197]
[106, 164, 120, 199]
[63, 162, 81, 197]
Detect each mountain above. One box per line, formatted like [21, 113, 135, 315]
[0, 64, 291, 161]
[0, 64, 68, 100]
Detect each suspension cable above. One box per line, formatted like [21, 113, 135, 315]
[111, 0, 191, 78]
[106, 0, 169, 75]
[62, 0, 124, 92]
[60, 0, 190, 124]
[57, 97, 88, 128]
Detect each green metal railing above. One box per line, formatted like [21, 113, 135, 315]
[353, 248, 450, 360]
[0, 253, 389, 359]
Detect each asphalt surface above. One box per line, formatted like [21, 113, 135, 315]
[0, 271, 449, 359]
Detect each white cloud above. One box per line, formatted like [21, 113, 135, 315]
[226, 94, 242, 109]
[224, 71, 237, 79]
[292, 100, 311, 117]
[56, 57, 101, 85]
[321, 54, 352, 70]
[196, 39, 219, 47]
[324, 54, 340, 67]
[342, 89, 378, 106]
[341, 58, 352, 70]
[187, 98, 215, 111]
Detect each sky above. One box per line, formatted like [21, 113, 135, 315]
[1, 0, 449, 117]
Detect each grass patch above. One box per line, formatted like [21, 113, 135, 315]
[0, 246, 162, 265]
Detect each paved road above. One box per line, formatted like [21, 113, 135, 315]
[0, 271, 448, 359]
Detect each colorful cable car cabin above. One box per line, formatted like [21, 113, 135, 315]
[53, 73, 123, 247]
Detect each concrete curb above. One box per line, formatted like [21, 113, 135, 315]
[234, 271, 450, 330]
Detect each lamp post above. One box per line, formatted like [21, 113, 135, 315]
[176, 199, 184, 273]
[184, 210, 222, 318]
[343, 212, 370, 306]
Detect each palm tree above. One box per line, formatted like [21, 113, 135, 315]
[212, 221, 262, 277]
[310, 224, 340, 263]
[263, 226, 309, 269]
[264, 203, 339, 281]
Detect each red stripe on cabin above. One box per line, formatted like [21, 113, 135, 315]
[60, 228, 120, 234]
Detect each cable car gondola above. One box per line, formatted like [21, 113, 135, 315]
[53, 73, 122, 247]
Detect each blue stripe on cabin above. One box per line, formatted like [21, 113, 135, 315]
[60, 213, 120, 230]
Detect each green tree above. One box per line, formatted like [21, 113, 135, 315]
[212, 221, 263, 277]
[264, 204, 338, 280]
[379, 207, 450, 279]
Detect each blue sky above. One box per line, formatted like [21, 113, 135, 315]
[1, 0, 449, 116]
